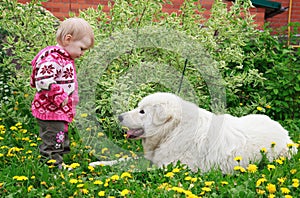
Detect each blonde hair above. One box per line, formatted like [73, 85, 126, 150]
[56, 17, 94, 48]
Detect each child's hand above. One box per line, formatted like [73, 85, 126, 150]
[61, 98, 68, 107]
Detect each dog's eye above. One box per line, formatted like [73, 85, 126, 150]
[139, 110, 145, 114]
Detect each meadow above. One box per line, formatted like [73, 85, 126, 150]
[1, 0, 299, 197]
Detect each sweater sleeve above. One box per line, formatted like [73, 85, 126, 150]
[47, 84, 68, 107]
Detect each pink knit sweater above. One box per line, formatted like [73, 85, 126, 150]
[30, 46, 79, 123]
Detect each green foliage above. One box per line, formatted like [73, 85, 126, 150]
[0, 0, 299, 197]
[0, 0, 59, 126]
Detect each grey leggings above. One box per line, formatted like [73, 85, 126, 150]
[37, 119, 70, 165]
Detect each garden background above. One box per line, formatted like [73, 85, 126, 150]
[1, 0, 300, 197]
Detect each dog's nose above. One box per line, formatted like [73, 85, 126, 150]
[118, 115, 123, 122]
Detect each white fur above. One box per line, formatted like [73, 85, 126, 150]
[91, 92, 297, 173]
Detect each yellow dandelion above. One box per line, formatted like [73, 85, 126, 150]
[185, 176, 192, 181]
[165, 172, 174, 178]
[77, 184, 84, 188]
[98, 191, 105, 197]
[271, 142, 276, 148]
[277, 177, 286, 185]
[98, 132, 105, 137]
[202, 187, 211, 192]
[30, 143, 37, 147]
[59, 172, 65, 180]
[121, 172, 132, 179]
[287, 143, 295, 149]
[101, 148, 108, 154]
[280, 187, 290, 194]
[49, 186, 55, 190]
[69, 179, 78, 184]
[256, 178, 268, 187]
[257, 106, 263, 111]
[234, 166, 246, 172]
[285, 195, 293, 198]
[13, 176, 28, 181]
[204, 181, 215, 186]
[256, 189, 265, 195]
[290, 169, 297, 174]
[27, 185, 34, 192]
[265, 105, 271, 109]
[71, 142, 77, 147]
[45, 194, 51, 198]
[268, 194, 275, 198]
[279, 156, 286, 161]
[275, 159, 283, 165]
[120, 189, 130, 196]
[111, 175, 119, 181]
[20, 129, 27, 133]
[15, 122, 22, 127]
[261, 148, 267, 153]
[158, 182, 171, 190]
[81, 189, 89, 194]
[69, 163, 80, 169]
[21, 137, 30, 141]
[172, 168, 180, 173]
[94, 180, 103, 185]
[88, 166, 94, 172]
[221, 181, 228, 185]
[266, 183, 276, 194]
[234, 156, 242, 162]
[40, 181, 47, 186]
[191, 177, 197, 182]
[0, 125, 5, 131]
[292, 179, 299, 188]
[31, 176, 35, 179]
[172, 187, 184, 193]
[80, 113, 88, 118]
[267, 164, 276, 171]
[184, 190, 194, 196]
[247, 164, 258, 173]
[47, 159, 57, 164]
[10, 126, 18, 131]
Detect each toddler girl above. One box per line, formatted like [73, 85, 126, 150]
[30, 17, 94, 169]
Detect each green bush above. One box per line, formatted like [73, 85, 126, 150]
[0, 0, 58, 126]
[0, 0, 299, 197]
[1, 0, 299, 138]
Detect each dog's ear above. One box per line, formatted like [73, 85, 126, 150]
[152, 104, 171, 125]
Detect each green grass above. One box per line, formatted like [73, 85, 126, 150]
[0, 118, 299, 197]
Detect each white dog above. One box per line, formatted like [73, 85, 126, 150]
[91, 92, 297, 173]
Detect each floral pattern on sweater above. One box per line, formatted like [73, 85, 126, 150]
[31, 46, 79, 123]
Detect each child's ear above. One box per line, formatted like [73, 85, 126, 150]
[62, 34, 72, 45]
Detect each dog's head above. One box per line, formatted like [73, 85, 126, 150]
[118, 92, 182, 139]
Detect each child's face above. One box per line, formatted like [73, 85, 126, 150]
[63, 36, 92, 59]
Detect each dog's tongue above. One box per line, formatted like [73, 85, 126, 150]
[126, 129, 143, 139]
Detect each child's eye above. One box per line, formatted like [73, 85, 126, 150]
[139, 110, 145, 114]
